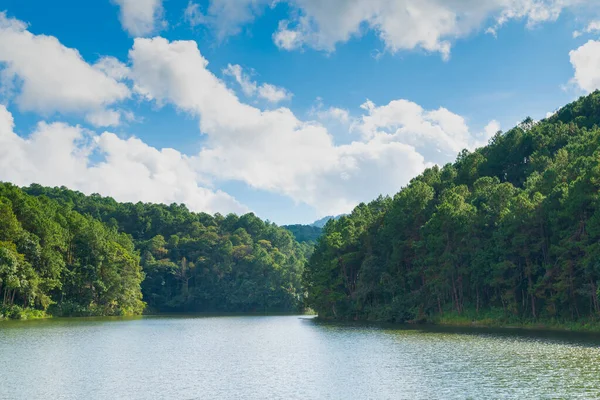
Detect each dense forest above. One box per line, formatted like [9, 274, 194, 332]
[305, 91, 600, 325]
[283, 225, 322, 244]
[4, 92, 600, 325]
[0, 184, 307, 319]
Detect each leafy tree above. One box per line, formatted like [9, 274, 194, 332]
[305, 91, 600, 324]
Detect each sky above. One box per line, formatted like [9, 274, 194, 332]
[0, 0, 599, 225]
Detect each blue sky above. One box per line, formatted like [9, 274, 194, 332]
[0, 0, 599, 225]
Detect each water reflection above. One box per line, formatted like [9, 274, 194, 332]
[1, 316, 599, 399]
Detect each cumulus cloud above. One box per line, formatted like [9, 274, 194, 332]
[0, 104, 247, 215]
[128, 37, 496, 215]
[113, 0, 166, 37]
[195, 0, 589, 58]
[569, 39, 600, 92]
[354, 99, 479, 164]
[0, 12, 130, 127]
[94, 56, 130, 80]
[223, 64, 292, 103]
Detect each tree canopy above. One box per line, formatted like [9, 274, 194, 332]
[304, 91, 600, 324]
[0, 184, 307, 319]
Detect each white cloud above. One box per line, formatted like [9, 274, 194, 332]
[573, 20, 600, 37]
[184, 1, 205, 27]
[470, 120, 501, 149]
[257, 83, 292, 103]
[569, 39, 600, 92]
[0, 12, 130, 126]
[128, 37, 495, 215]
[197, 0, 589, 58]
[273, 20, 304, 51]
[310, 98, 352, 125]
[113, 0, 166, 37]
[85, 109, 122, 127]
[223, 64, 257, 96]
[94, 56, 130, 80]
[276, 0, 586, 58]
[354, 99, 480, 164]
[0, 104, 247, 215]
[185, 0, 271, 39]
[223, 64, 292, 103]
[317, 107, 351, 124]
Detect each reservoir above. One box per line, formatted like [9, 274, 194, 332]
[1, 315, 599, 399]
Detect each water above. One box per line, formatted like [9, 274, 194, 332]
[1, 316, 600, 399]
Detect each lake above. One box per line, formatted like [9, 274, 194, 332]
[1, 315, 600, 399]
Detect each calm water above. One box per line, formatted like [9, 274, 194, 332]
[1, 316, 600, 399]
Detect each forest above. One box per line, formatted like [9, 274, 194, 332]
[3, 92, 600, 325]
[0, 184, 308, 319]
[305, 91, 600, 325]
[283, 224, 322, 244]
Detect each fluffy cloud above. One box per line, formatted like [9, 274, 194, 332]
[0, 12, 130, 126]
[128, 37, 494, 215]
[277, 0, 585, 57]
[94, 56, 130, 80]
[0, 104, 247, 215]
[355, 99, 479, 164]
[113, 0, 166, 37]
[223, 64, 292, 103]
[569, 39, 600, 92]
[196, 0, 589, 58]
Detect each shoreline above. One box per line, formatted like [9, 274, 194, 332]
[0, 311, 314, 323]
[311, 314, 600, 334]
[4, 311, 600, 334]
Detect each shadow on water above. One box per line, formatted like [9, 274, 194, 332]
[306, 318, 600, 347]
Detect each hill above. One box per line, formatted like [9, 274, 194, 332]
[283, 224, 322, 244]
[311, 215, 345, 228]
[0, 184, 307, 319]
[304, 91, 600, 326]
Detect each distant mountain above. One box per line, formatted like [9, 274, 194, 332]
[311, 215, 345, 228]
[283, 215, 346, 244]
[283, 224, 322, 244]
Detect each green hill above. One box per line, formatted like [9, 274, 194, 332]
[0, 184, 307, 319]
[304, 91, 600, 326]
[283, 224, 323, 244]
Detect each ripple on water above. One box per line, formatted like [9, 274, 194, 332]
[1, 316, 599, 399]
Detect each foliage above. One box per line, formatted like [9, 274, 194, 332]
[283, 225, 322, 244]
[0, 183, 307, 319]
[20, 185, 307, 314]
[305, 91, 600, 324]
[0, 184, 145, 318]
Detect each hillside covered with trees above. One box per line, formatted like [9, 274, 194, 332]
[283, 224, 323, 244]
[305, 92, 600, 326]
[0, 184, 307, 319]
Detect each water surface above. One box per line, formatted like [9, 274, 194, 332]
[1, 315, 600, 399]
